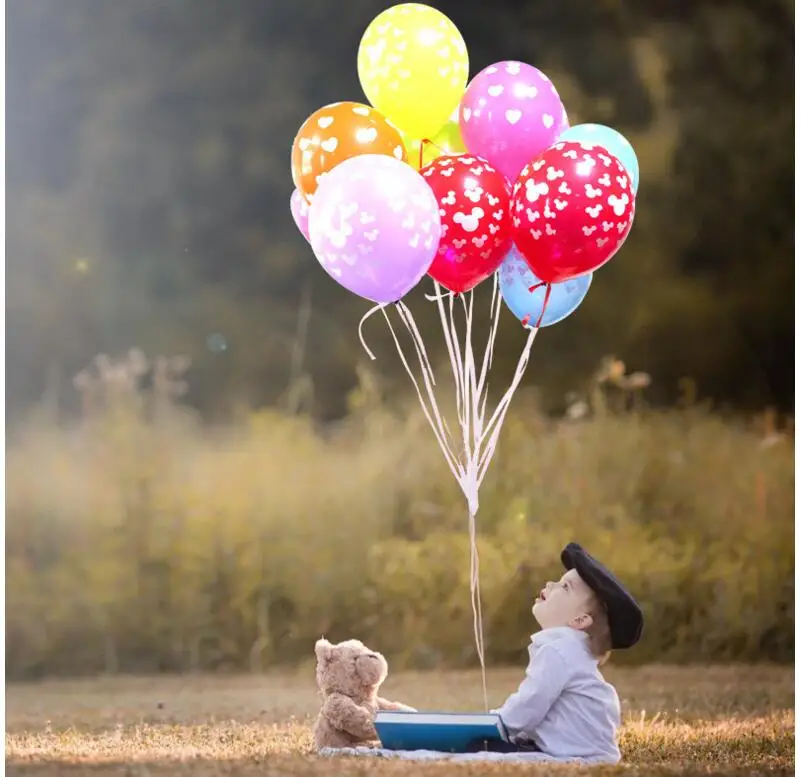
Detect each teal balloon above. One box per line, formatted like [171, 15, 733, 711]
[499, 247, 592, 328]
[558, 123, 639, 193]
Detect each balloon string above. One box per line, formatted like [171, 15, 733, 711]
[396, 301, 460, 458]
[462, 298, 487, 714]
[459, 293, 476, 456]
[461, 297, 488, 711]
[425, 289, 453, 302]
[520, 282, 552, 330]
[468, 504, 488, 713]
[448, 292, 467, 431]
[418, 138, 430, 170]
[376, 306, 463, 482]
[396, 301, 437, 390]
[418, 276, 540, 713]
[475, 273, 503, 429]
[418, 138, 451, 169]
[468, 294, 482, 453]
[438, 287, 487, 711]
[431, 282, 465, 437]
[381, 309, 461, 481]
[433, 285, 467, 433]
[357, 302, 388, 360]
[388, 303, 464, 480]
[478, 325, 538, 456]
[477, 327, 538, 485]
[534, 283, 552, 329]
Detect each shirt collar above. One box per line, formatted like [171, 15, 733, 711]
[530, 626, 590, 649]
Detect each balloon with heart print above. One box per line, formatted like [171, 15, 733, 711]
[499, 245, 592, 328]
[308, 154, 441, 304]
[459, 60, 569, 183]
[291, 101, 407, 203]
[420, 153, 513, 294]
[290, 188, 311, 242]
[511, 140, 636, 284]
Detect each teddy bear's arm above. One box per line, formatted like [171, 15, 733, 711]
[377, 697, 417, 713]
[323, 694, 378, 740]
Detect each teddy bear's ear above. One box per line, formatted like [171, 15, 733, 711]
[315, 638, 333, 662]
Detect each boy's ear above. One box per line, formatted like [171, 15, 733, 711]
[570, 613, 594, 631]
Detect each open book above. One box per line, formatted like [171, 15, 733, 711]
[374, 711, 508, 752]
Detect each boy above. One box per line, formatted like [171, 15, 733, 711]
[472, 542, 643, 763]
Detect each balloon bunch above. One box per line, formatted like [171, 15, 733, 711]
[289, 3, 639, 707]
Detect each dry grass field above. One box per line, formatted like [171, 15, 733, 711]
[5, 664, 794, 776]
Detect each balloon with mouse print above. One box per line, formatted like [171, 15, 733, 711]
[420, 153, 513, 294]
[290, 188, 311, 242]
[307, 154, 442, 304]
[558, 123, 640, 194]
[511, 140, 635, 284]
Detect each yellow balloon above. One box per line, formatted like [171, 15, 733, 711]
[401, 113, 467, 170]
[357, 3, 469, 140]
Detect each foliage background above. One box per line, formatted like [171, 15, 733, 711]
[6, 0, 794, 420]
[5, 0, 794, 679]
[6, 365, 793, 678]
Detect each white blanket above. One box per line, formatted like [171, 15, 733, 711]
[319, 745, 617, 764]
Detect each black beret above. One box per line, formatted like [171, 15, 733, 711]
[561, 542, 643, 650]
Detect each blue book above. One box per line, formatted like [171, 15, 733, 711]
[374, 710, 508, 752]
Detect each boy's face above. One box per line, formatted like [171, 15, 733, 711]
[532, 568, 597, 631]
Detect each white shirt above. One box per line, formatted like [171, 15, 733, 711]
[493, 627, 621, 763]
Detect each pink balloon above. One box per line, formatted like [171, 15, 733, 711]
[459, 61, 569, 183]
[308, 154, 442, 304]
[290, 188, 310, 241]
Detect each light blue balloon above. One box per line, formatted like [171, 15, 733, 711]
[558, 123, 639, 193]
[499, 247, 592, 328]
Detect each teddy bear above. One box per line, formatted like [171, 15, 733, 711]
[312, 637, 416, 750]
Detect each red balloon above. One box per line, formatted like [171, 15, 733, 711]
[511, 140, 635, 283]
[420, 154, 513, 294]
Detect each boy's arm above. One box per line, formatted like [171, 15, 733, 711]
[494, 644, 570, 735]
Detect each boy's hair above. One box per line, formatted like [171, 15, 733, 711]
[585, 594, 612, 665]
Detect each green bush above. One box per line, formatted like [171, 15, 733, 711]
[5, 367, 793, 678]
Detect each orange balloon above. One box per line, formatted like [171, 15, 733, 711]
[291, 101, 407, 202]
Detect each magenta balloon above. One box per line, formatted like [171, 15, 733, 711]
[308, 154, 442, 304]
[459, 60, 569, 183]
[290, 188, 310, 242]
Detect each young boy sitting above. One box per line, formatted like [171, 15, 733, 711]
[471, 541, 643, 763]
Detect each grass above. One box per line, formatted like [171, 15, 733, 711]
[5, 664, 794, 776]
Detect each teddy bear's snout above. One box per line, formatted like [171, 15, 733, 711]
[355, 652, 388, 685]
[352, 652, 380, 666]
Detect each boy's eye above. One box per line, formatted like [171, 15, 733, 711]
[562, 582, 569, 590]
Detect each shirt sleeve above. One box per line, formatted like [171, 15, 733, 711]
[494, 644, 571, 736]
